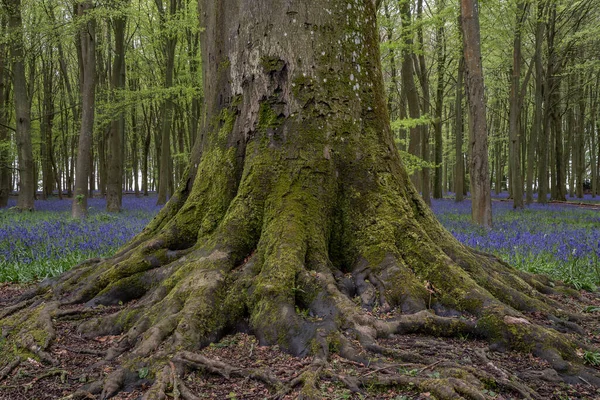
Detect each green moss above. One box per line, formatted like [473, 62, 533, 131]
[298, 370, 321, 399]
[257, 102, 282, 134]
[476, 312, 535, 353]
[326, 332, 342, 354]
[218, 57, 230, 73]
[260, 56, 285, 73]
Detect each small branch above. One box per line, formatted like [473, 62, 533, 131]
[360, 363, 414, 378]
[0, 357, 21, 381]
[418, 360, 442, 373]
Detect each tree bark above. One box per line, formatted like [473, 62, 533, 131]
[2, 2, 599, 399]
[106, 2, 128, 212]
[575, 76, 585, 198]
[156, 0, 179, 206]
[454, 56, 465, 202]
[415, 0, 430, 205]
[71, 0, 96, 218]
[460, 0, 492, 226]
[399, 0, 422, 191]
[508, 0, 526, 209]
[433, 0, 446, 200]
[527, 1, 544, 204]
[0, 16, 10, 208]
[5, 0, 35, 211]
[40, 51, 55, 200]
[545, 5, 565, 202]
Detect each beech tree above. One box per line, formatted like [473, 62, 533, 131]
[460, 0, 492, 227]
[1, 1, 599, 398]
[71, 0, 97, 218]
[4, 0, 34, 211]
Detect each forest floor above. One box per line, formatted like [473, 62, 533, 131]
[1, 283, 599, 400]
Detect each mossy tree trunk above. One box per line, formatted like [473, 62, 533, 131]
[1, 1, 599, 398]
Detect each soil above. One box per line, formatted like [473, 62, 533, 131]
[1, 283, 599, 400]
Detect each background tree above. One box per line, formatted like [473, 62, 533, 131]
[460, 0, 492, 226]
[3, 0, 34, 211]
[0, 15, 10, 207]
[71, 0, 97, 218]
[105, 0, 129, 212]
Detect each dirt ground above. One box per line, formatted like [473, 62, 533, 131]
[1, 283, 599, 400]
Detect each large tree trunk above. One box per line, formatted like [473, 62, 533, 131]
[2, 1, 599, 398]
[5, 0, 35, 211]
[71, 0, 96, 218]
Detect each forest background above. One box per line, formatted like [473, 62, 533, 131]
[0, 0, 598, 216]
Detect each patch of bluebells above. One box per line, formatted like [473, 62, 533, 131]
[432, 195, 600, 290]
[0, 196, 162, 282]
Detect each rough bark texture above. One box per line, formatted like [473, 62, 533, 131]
[460, 0, 492, 227]
[454, 56, 465, 203]
[526, 1, 544, 205]
[71, 0, 96, 218]
[0, 19, 10, 208]
[5, 0, 35, 211]
[1, 1, 599, 399]
[399, 0, 422, 191]
[156, 0, 179, 206]
[433, 0, 446, 200]
[106, 6, 127, 212]
[40, 54, 55, 200]
[509, 0, 525, 209]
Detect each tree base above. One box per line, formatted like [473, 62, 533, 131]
[1, 278, 599, 399]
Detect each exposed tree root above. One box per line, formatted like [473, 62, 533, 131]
[0, 357, 20, 381]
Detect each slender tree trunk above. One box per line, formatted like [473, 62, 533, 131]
[106, 5, 128, 212]
[131, 93, 140, 197]
[415, 0, 430, 205]
[0, 17, 10, 208]
[433, 0, 446, 200]
[567, 103, 574, 197]
[509, 0, 526, 209]
[460, 0, 492, 226]
[590, 82, 598, 198]
[399, 0, 422, 191]
[40, 51, 55, 199]
[5, 0, 35, 211]
[575, 78, 586, 198]
[156, 0, 178, 206]
[142, 103, 151, 196]
[545, 5, 565, 202]
[72, 0, 96, 218]
[527, 2, 544, 204]
[454, 56, 465, 202]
